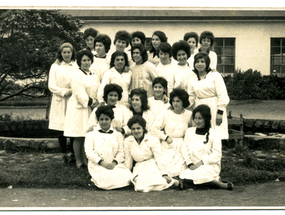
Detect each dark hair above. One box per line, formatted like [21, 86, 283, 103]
[193, 52, 212, 79]
[94, 34, 112, 53]
[131, 31, 146, 45]
[192, 104, 211, 143]
[76, 49, 94, 68]
[149, 31, 167, 53]
[95, 105, 115, 121]
[131, 43, 148, 64]
[171, 40, 191, 61]
[110, 51, 129, 69]
[129, 88, 149, 112]
[199, 30, 215, 47]
[127, 115, 147, 132]
[183, 32, 199, 47]
[158, 42, 172, 58]
[114, 30, 132, 47]
[103, 84, 123, 102]
[152, 77, 168, 95]
[169, 88, 190, 109]
[56, 42, 76, 63]
[83, 28, 99, 40]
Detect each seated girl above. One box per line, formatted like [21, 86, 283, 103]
[179, 104, 233, 190]
[85, 105, 132, 190]
[124, 115, 183, 192]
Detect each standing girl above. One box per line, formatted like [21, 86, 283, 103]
[187, 52, 230, 140]
[64, 50, 100, 168]
[48, 42, 78, 163]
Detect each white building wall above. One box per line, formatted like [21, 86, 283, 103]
[82, 20, 285, 76]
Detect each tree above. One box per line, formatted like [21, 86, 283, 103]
[0, 9, 85, 104]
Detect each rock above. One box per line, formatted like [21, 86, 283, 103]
[245, 119, 255, 128]
[280, 121, 285, 131]
[254, 120, 263, 128]
[272, 121, 280, 130]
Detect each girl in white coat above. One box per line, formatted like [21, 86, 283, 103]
[48, 42, 78, 163]
[64, 50, 100, 168]
[187, 52, 230, 140]
[180, 104, 233, 190]
[85, 105, 132, 190]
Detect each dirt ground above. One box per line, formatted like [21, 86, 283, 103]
[0, 181, 284, 209]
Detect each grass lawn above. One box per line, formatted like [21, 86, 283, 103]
[1, 139, 285, 189]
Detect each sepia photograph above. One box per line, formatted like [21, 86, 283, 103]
[0, 1, 284, 213]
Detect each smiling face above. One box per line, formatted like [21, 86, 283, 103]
[107, 91, 119, 106]
[114, 55, 125, 72]
[152, 35, 161, 50]
[115, 39, 127, 52]
[132, 48, 143, 64]
[153, 83, 165, 100]
[195, 58, 207, 73]
[194, 112, 205, 129]
[187, 37, 197, 53]
[95, 42, 106, 57]
[98, 113, 112, 131]
[61, 47, 72, 63]
[131, 123, 144, 140]
[172, 96, 184, 113]
[80, 55, 92, 71]
[85, 36, 95, 50]
[177, 50, 188, 66]
[131, 95, 142, 112]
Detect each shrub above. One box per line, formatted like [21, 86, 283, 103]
[224, 69, 285, 100]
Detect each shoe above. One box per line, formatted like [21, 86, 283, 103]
[76, 161, 84, 169]
[227, 182, 234, 190]
[62, 155, 68, 164]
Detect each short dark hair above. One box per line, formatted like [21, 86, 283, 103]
[171, 40, 191, 61]
[129, 88, 149, 112]
[199, 30, 215, 47]
[131, 31, 146, 45]
[152, 77, 168, 94]
[94, 34, 112, 53]
[183, 32, 199, 47]
[114, 30, 132, 47]
[127, 115, 147, 131]
[95, 105, 115, 121]
[158, 42, 172, 58]
[131, 43, 148, 64]
[110, 51, 129, 69]
[83, 28, 99, 40]
[149, 31, 167, 53]
[169, 88, 190, 108]
[103, 84, 123, 102]
[56, 41, 76, 62]
[193, 52, 212, 79]
[76, 49, 94, 68]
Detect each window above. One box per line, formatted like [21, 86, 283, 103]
[145, 37, 152, 51]
[271, 38, 285, 76]
[214, 38, 235, 74]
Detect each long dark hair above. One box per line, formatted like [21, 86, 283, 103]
[192, 104, 211, 144]
[129, 88, 149, 112]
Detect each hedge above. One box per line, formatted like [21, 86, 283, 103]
[224, 69, 285, 100]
